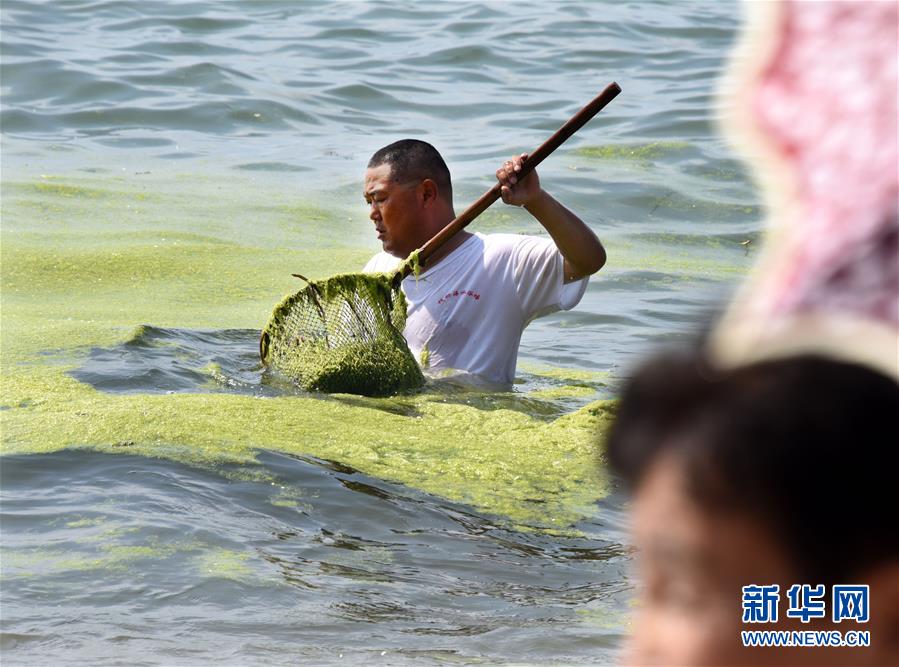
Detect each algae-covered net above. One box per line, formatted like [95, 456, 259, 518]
[260, 271, 424, 396]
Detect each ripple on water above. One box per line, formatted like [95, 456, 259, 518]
[0, 450, 631, 664]
[1, 0, 746, 182]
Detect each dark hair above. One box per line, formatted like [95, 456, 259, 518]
[368, 139, 452, 202]
[606, 352, 899, 584]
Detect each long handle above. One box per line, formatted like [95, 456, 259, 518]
[395, 81, 621, 284]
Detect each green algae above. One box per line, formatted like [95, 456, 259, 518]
[527, 385, 597, 400]
[2, 530, 263, 584]
[519, 364, 611, 386]
[30, 180, 112, 199]
[576, 606, 633, 631]
[518, 365, 611, 404]
[604, 236, 752, 280]
[261, 271, 424, 396]
[625, 230, 760, 249]
[0, 538, 196, 577]
[270, 486, 314, 511]
[303, 338, 423, 395]
[1, 173, 615, 531]
[575, 141, 691, 161]
[641, 191, 759, 218]
[65, 517, 107, 529]
[1, 362, 615, 529]
[199, 362, 227, 387]
[195, 548, 256, 582]
[400, 248, 422, 280]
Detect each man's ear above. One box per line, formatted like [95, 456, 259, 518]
[862, 561, 899, 664]
[419, 179, 439, 207]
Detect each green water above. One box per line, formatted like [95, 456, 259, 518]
[1, 0, 758, 663]
[2, 172, 618, 529]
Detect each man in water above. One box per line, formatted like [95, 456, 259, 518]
[362, 139, 606, 386]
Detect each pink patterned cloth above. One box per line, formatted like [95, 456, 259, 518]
[751, 0, 898, 327]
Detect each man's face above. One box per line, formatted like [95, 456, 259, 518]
[364, 163, 422, 258]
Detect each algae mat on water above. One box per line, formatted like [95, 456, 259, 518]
[1, 174, 615, 530]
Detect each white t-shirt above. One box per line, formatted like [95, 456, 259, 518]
[363, 232, 588, 386]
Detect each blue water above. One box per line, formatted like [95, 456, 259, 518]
[1, 1, 759, 664]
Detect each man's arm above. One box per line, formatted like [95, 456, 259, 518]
[497, 152, 606, 282]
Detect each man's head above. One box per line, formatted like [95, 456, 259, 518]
[606, 352, 899, 666]
[364, 139, 454, 258]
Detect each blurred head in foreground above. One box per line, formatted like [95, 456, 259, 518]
[607, 352, 899, 666]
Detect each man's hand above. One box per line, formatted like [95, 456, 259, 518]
[496, 152, 606, 282]
[496, 153, 541, 207]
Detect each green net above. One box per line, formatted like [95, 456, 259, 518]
[260, 271, 425, 396]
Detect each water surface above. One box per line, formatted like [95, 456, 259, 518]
[1, 1, 758, 663]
